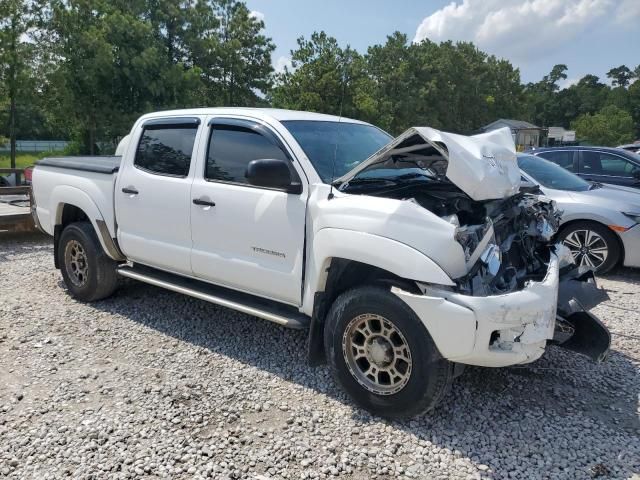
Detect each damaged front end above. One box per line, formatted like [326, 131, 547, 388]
[449, 188, 611, 363]
[339, 125, 610, 365]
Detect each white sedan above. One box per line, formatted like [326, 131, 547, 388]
[519, 153, 640, 273]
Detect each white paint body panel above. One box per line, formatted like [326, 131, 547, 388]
[31, 166, 118, 258]
[32, 107, 562, 369]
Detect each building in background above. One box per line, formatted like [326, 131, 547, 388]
[547, 126, 577, 146]
[481, 119, 542, 151]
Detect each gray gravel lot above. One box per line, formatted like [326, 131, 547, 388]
[1, 232, 639, 479]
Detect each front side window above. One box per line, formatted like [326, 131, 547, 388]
[135, 125, 198, 176]
[537, 150, 575, 171]
[206, 123, 289, 184]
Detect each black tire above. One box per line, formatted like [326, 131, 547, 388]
[557, 221, 621, 274]
[324, 285, 454, 419]
[58, 221, 119, 302]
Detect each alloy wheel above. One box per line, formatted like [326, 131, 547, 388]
[562, 229, 609, 269]
[342, 313, 412, 395]
[64, 240, 89, 287]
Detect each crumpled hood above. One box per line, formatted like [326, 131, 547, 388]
[336, 126, 521, 201]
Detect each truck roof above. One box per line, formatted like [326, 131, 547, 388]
[137, 107, 369, 125]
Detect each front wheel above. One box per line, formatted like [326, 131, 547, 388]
[324, 285, 454, 419]
[58, 222, 119, 302]
[557, 221, 620, 274]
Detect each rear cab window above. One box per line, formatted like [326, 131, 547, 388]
[134, 118, 200, 176]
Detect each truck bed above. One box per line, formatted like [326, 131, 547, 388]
[32, 156, 121, 238]
[36, 156, 121, 174]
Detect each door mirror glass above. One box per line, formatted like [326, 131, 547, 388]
[246, 159, 301, 193]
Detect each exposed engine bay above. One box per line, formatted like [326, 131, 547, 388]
[424, 189, 560, 296]
[342, 178, 560, 296]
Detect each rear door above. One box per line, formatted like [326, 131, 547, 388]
[578, 150, 640, 188]
[189, 117, 307, 305]
[115, 117, 203, 275]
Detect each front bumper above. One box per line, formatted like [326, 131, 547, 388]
[395, 250, 610, 368]
[394, 253, 561, 367]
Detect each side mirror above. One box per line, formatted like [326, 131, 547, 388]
[633, 168, 640, 180]
[245, 159, 302, 193]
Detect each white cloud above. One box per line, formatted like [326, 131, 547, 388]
[249, 10, 265, 22]
[275, 55, 293, 74]
[414, 0, 638, 61]
[615, 0, 640, 24]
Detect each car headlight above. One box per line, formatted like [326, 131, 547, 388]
[622, 212, 640, 224]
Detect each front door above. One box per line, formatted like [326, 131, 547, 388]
[115, 117, 202, 275]
[190, 117, 307, 305]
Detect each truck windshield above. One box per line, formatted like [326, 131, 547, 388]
[518, 154, 591, 192]
[282, 120, 392, 183]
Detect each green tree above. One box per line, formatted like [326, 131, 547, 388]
[363, 32, 415, 133]
[0, 0, 37, 167]
[628, 79, 640, 138]
[607, 65, 633, 88]
[524, 64, 568, 127]
[571, 105, 634, 146]
[212, 0, 274, 105]
[270, 32, 369, 118]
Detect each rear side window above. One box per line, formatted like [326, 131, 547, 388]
[206, 124, 288, 184]
[582, 151, 637, 177]
[135, 125, 198, 177]
[537, 151, 575, 171]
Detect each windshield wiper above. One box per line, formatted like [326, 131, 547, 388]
[589, 182, 603, 190]
[338, 177, 397, 190]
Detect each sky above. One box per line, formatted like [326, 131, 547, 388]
[244, 0, 640, 87]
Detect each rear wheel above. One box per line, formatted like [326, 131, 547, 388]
[557, 221, 620, 274]
[58, 222, 119, 301]
[324, 285, 454, 419]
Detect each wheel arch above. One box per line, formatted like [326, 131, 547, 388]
[306, 257, 426, 366]
[52, 190, 125, 268]
[303, 228, 457, 365]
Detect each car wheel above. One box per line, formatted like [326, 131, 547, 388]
[58, 222, 119, 301]
[324, 285, 454, 419]
[557, 221, 620, 274]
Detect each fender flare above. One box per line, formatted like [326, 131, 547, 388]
[302, 228, 455, 315]
[51, 185, 125, 262]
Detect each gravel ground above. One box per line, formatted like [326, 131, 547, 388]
[1, 232, 639, 480]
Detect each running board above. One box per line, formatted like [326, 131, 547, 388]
[117, 264, 309, 329]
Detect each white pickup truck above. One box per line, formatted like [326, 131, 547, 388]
[31, 108, 610, 418]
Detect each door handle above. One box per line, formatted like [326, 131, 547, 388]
[193, 198, 216, 207]
[122, 187, 139, 195]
